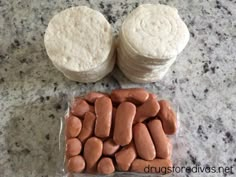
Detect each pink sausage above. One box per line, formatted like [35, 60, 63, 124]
[115, 142, 137, 171]
[94, 96, 112, 138]
[111, 88, 149, 104]
[84, 92, 108, 104]
[133, 95, 160, 124]
[147, 119, 170, 159]
[78, 112, 96, 143]
[66, 138, 82, 157]
[84, 137, 103, 173]
[157, 100, 177, 135]
[97, 157, 115, 175]
[66, 115, 82, 138]
[149, 93, 157, 99]
[133, 123, 156, 160]
[67, 155, 85, 173]
[71, 97, 94, 117]
[113, 102, 136, 146]
[103, 138, 120, 156]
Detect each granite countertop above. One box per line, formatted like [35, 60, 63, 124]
[0, 0, 236, 176]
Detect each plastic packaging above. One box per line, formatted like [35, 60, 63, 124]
[57, 86, 180, 177]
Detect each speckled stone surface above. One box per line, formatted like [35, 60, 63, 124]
[0, 0, 236, 177]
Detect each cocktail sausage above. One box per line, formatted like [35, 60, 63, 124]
[84, 137, 103, 173]
[133, 123, 156, 160]
[147, 119, 170, 159]
[94, 96, 112, 138]
[71, 97, 94, 117]
[115, 142, 137, 171]
[84, 92, 108, 103]
[111, 88, 149, 104]
[134, 95, 160, 123]
[157, 100, 177, 135]
[66, 115, 82, 138]
[113, 102, 136, 146]
[97, 157, 115, 174]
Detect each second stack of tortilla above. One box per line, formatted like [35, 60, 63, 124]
[117, 4, 190, 83]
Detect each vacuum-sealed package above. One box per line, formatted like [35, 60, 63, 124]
[57, 87, 180, 177]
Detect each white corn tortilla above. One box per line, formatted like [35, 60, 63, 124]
[44, 6, 114, 72]
[121, 4, 189, 59]
[53, 50, 116, 83]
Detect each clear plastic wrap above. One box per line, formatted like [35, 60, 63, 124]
[56, 84, 180, 177]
